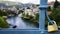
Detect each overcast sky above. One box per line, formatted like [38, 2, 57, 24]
[0, 0, 60, 4]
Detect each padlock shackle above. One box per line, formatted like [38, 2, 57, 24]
[45, 11, 51, 22]
[45, 11, 53, 24]
[48, 20, 57, 25]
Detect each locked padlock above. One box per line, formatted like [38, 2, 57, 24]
[48, 20, 58, 32]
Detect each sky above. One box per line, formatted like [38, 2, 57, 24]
[0, 0, 60, 4]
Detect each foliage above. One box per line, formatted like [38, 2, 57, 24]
[35, 13, 39, 21]
[22, 12, 39, 23]
[18, 10, 24, 14]
[53, 0, 60, 8]
[26, 13, 29, 17]
[55, 14, 60, 23]
[48, 6, 51, 11]
[36, 4, 39, 6]
[0, 10, 8, 16]
[0, 17, 9, 28]
[0, 9, 16, 16]
[29, 15, 34, 19]
[27, 7, 30, 9]
[22, 13, 25, 17]
[49, 8, 60, 26]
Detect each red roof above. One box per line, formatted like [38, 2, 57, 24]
[48, 1, 55, 5]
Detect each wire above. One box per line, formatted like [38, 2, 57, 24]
[45, 11, 53, 24]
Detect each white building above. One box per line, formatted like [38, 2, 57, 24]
[33, 7, 39, 14]
[24, 9, 35, 16]
[24, 6, 39, 17]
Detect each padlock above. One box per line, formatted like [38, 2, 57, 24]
[48, 20, 58, 32]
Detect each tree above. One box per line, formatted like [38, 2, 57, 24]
[49, 8, 60, 26]
[55, 14, 60, 23]
[48, 6, 51, 11]
[27, 7, 30, 9]
[35, 13, 39, 21]
[54, 0, 60, 8]
[0, 17, 9, 28]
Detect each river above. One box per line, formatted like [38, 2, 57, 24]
[6, 14, 39, 29]
[6, 14, 60, 34]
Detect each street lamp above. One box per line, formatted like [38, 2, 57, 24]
[39, 0, 48, 33]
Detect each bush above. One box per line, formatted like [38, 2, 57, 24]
[0, 17, 9, 28]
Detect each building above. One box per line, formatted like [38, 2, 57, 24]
[24, 5, 39, 17]
[48, 1, 55, 9]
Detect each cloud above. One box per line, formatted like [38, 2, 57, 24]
[1, 0, 60, 4]
[15, 0, 40, 4]
[48, 0, 55, 2]
[0, 0, 39, 4]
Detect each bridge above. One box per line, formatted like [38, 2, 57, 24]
[0, 0, 60, 34]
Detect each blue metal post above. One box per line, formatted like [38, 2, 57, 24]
[39, 0, 48, 33]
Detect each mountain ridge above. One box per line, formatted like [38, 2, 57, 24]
[0, 1, 23, 6]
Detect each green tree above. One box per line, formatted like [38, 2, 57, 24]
[27, 7, 30, 9]
[54, 0, 60, 8]
[35, 13, 39, 21]
[55, 14, 60, 25]
[0, 10, 3, 16]
[29, 15, 34, 19]
[0, 17, 9, 28]
[49, 8, 60, 26]
[48, 6, 51, 11]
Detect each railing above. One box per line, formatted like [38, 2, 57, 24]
[0, 0, 56, 34]
[40, 0, 48, 33]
